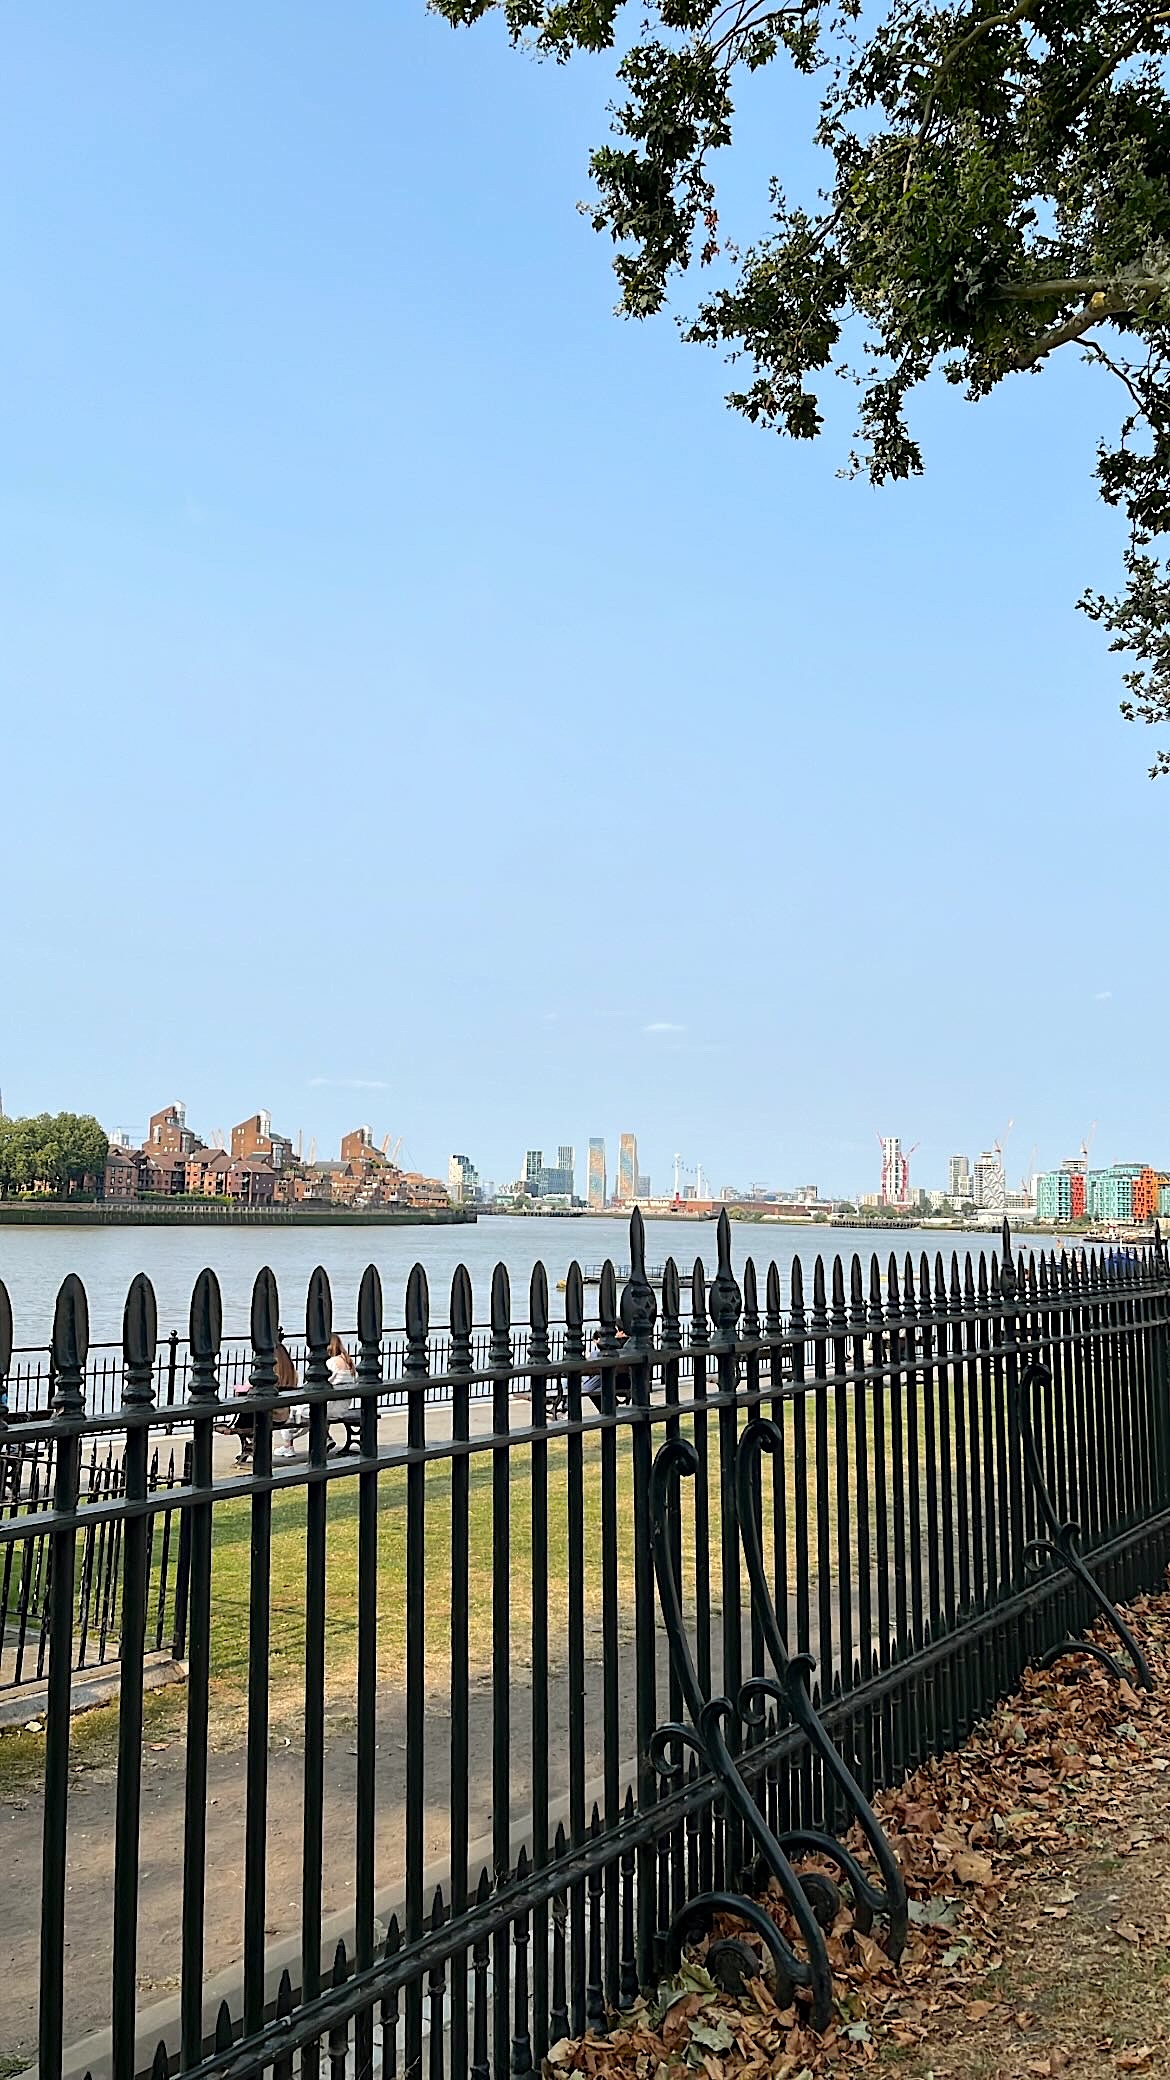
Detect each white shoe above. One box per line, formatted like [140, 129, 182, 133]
[273, 1446, 297, 1460]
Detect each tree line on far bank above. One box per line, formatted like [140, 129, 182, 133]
[0, 1113, 109, 1196]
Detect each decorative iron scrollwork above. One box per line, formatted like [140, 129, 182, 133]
[1015, 1359, 1154, 1690]
[736, 1419, 909, 1960]
[650, 1435, 835, 2028]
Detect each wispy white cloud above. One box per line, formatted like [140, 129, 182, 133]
[644, 1020, 686, 1034]
[1093, 990, 1113, 1002]
[307, 1076, 390, 1090]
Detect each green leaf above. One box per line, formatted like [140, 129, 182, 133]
[908, 1896, 959, 1928]
[689, 2018, 736, 2052]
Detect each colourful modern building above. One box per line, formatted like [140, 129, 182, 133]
[617, 1133, 638, 1204]
[879, 1136, 910, 1206]
[1086, 1167, 1137, 1222]
[587, 1139, 606, 1210]
[1131, 1166, 1163, 1222]
[1036, 1171, 1073, 1222]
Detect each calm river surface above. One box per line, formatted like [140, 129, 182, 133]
[0, 1214, 1002, 1350]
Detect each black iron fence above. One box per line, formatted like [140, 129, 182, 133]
[2, 1214, 1169, 2080]
[0, 1431, 189, 1695]
[5, 1324, 586, 1419]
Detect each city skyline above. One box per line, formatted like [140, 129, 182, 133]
[2, 1086, 1162, 1205]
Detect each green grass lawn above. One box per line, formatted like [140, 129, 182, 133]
[0, 1375, 989, 1774]
[201, 1376, 970, 1716]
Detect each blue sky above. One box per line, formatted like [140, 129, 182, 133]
[1, 4, 1164, 1198]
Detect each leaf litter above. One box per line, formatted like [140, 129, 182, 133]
[545, 1580, 1170, 2079]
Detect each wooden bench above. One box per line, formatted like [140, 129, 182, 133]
[274, 1407, 363, 1458]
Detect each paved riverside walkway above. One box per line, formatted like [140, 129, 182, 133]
[207, 1388, 512, 1481]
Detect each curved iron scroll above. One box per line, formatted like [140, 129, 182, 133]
[736, 1420, 909, 1961]
[650, 1436, 835, 2029]
[1015, 1360, 1154, 1691]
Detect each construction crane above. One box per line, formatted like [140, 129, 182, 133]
[1022, 1143, 1039, 1192]
[992, 1118, 1015, 1162]
[673, 1153, 683, 1197]
[1080, 1121, 1098, 1167]
[307, 1137, 317, 1166]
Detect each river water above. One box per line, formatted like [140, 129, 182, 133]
[0, 1213, 1001, 1351]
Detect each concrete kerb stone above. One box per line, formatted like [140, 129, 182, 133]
[0, 1649, 185, 1733]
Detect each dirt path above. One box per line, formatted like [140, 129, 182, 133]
[0, 1581, 844, 2066]
[0, 1619, 691, 2063]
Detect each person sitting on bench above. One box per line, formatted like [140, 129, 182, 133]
[273, 1332, 309, 1460]
[327, 1333, 358, 1398]
[582, 1327, 630, 1408]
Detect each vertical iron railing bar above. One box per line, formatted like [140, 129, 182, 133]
[355, 1261, 384, 2080]
[563, 1260, 587, 2039]
[39, 1274, 88, 2080]
[846, 1258, 871, 1685]
[999, 1232, 1026, 1599]
[711, 1212, 745, 1888]
[300, 1266, 331, 2080]
[689, 1260, 714, 1892]
[886, 1255, 909, 1662]
[661, 1257, 686, 1935]
[1130, 1247, 1149, 1522]
[742, 1260, 766, 1736]
[622, 1210, 660, 1992]
[785, 1258, 811, 1695]
[400, 1260, 429, 2080]
[810, 1261, 833, 1700]
[597, 1258, 621, 2006]
[975, 1256, 997, 1611]
[490, 1261, 514, 2078]
[242, 1269, 278, 2039]
[829, 1261, 853, 1701]
[111, 1271, 157, 2080]
[1082, 1252, 1105, 1549]
[447, 1263, 473, 2080]
[529, 1259, 552, 2057]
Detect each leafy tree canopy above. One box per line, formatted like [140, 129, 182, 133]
[433, 0, 1170, 765]
[0, 1113, 109, 1195]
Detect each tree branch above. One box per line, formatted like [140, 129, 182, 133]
[905, 0, 1034, 186]
[1084, 339, 1157, 419]
[1066, 5, 1170, 113]
[999, 266, 1170, 302]
[708, 0, 814, 65]
[1015, 297, 1130, 365]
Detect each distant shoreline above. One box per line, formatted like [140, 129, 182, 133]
[0, 1202, 477, 1229]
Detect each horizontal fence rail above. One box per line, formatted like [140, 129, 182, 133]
[1, 1214, 1169, 2080]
